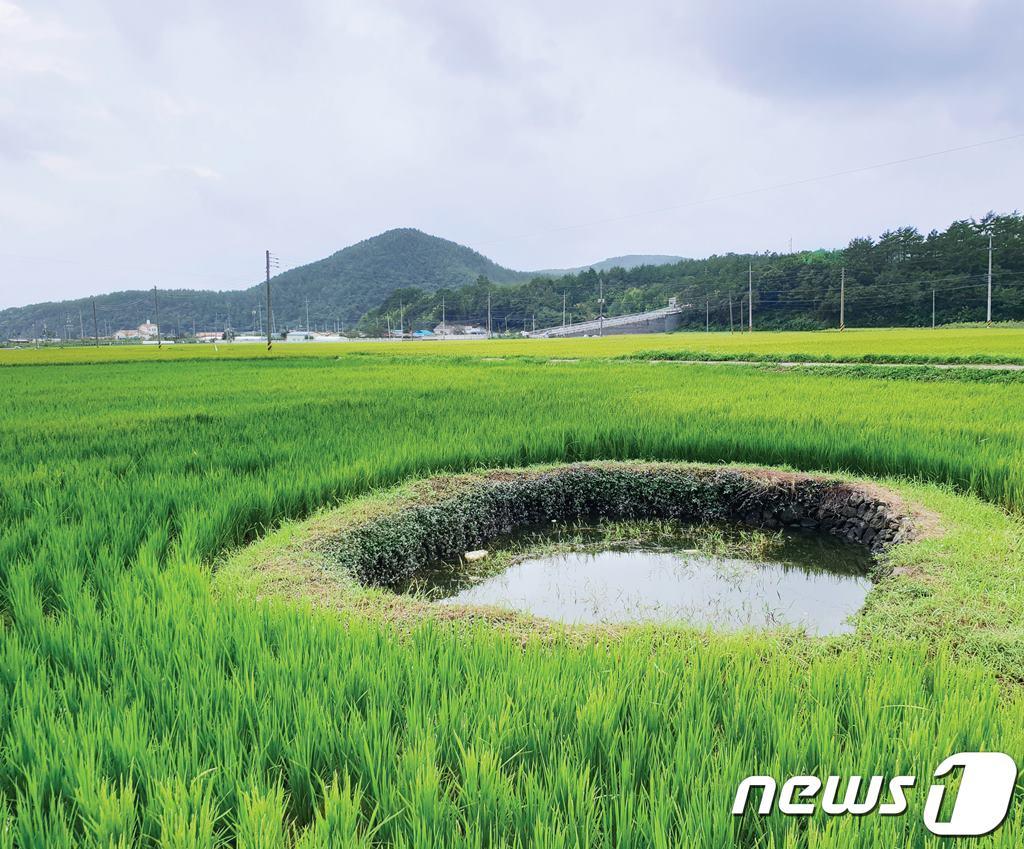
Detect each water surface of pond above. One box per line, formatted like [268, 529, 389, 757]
[412, 527, 872, 634]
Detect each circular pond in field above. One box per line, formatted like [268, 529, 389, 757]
[402, 523, 873, 633]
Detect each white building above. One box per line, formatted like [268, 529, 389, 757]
[433, 322, 486, 336]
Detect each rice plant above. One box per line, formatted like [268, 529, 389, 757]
[2, 349, 1024, 846]
[4, 326, 1024, 367]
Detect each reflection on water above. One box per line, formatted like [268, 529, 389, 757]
[414, 528, 873, 634]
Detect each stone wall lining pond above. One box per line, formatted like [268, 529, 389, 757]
[323, 464, 920, 588]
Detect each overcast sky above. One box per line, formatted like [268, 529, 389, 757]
[2, 0, 1022, 308]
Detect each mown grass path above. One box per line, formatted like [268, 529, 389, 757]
[646, 358, 1024, 370]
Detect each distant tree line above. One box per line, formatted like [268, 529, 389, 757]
[359, 213, 1024, 334]
[0, 228, 527, 342]
[5, 215, 1024, 342]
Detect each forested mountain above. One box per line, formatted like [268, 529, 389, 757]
[359, 213, 1024, 334]
[0, 229, 529, 339]
[4, 214, 1024, 341]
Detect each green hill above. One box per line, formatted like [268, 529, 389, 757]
[536, 254, 686, 275]
[0, 229, 529, 339]
[361, 213, 1024, 333]
[8, 214, 1024, 340]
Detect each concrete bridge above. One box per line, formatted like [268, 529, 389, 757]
[527, 299, 688, 338]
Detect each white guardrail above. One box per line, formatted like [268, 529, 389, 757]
[528, 302, 686, 338]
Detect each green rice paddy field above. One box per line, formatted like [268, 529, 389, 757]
[3, 329, 1024, 847]
[4, 325, 1024, 366]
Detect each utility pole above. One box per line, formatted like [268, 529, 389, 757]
[987, 231, 993, 327]
[92, 297, 99, 347]
[562, 291, 566, 328]
[839, 267, 845, 332]
[79, 310, 85, 341]
[154, 286, 161, 348]
[705, 296, 709, 332]
[532, 313, 536, 333]
[441, 295, 445, 337]
[487, 292, 492, 339]
[598, 280, 605, 337]
[729, 294, 734, 333]
[266, 250, 273, 350]
[747, 263, 753, 332]
[305, 297, 310, 333]
[932, 289, 936, 329]
[386, 314, 392, 339]
[399, 301, 404, 338]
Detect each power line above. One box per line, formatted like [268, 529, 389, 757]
[987, 232, 994, 327]
[5, 132, 1022, 316]
[839, 268, 845, 332]
[480, 132, 1024, 245]
[153, 286, 161, 349]
[266, 250, 277, 350]
[747, 263, 753, 332]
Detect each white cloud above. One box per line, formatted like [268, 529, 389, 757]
[1, 0, 1023, 306]
[0, 0, 81, 78]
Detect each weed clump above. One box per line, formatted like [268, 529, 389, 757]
[328, 464, 913, 587]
